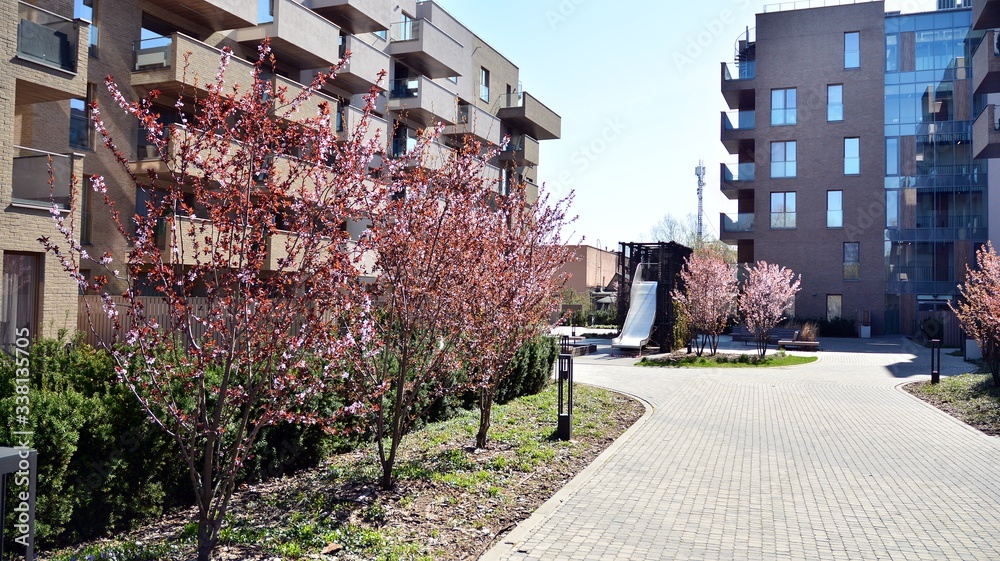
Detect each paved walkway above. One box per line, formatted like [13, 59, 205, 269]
[482, 337, 1000, 561]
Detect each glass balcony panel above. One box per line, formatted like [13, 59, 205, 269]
[12, 146, 74, 209]
[16, 2, 80, 72]
[722, 213, 755, 233]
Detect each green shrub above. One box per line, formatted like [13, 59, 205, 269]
[495, 336, 557, 405]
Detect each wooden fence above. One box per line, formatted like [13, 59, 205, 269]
[77, 295, 210, 347]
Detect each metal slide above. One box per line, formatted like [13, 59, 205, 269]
[612, 265, 658, 350]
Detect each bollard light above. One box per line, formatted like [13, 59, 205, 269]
[931, 338, 941, 384]
[557, 336, 574, 441]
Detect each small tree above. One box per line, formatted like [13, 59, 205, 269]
[336, 135, 501, 489]
[672, 247, 737, 356]
[462, 183, 575, 449]
[40, 44, 369, 560]
[952, 241, 1000, 386]
[738, 261, 801, 357]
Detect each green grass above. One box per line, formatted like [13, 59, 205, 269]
[908, 373, 1000, 433]
[638, 352, 818, 368]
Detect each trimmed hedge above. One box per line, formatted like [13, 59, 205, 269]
[495, 336, 557, 405]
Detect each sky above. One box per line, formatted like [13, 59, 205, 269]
[431, 0, 938, 252]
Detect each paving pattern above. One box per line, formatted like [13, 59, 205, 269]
[481, 337, 1000, 561]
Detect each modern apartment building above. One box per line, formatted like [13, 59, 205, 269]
[1, 0, 560, 348]
[973, 0, 1000, 252]
[720, 0, 988, 337]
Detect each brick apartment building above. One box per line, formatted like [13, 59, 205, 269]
[721, 0, 991, 337]
[2, 0, 560, 349]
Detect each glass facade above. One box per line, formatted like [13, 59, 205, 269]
[883, 9, 987, 334]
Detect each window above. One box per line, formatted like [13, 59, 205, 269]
[480, 67, 490, 102]
[827, 85, 843, 121]
[81, 177, 92, 244]
[374, 29, 387, 40]
[771, 88, 796, 126]
[770, 141, 796, 178]
[844, 242, 860, 280]
[886, 137, 899, 176]
[828, 191, 843, 228]
[2, 253, 39, 352]
[844, 137, 860, 175]
[770, 192, 796, 229]
[75, 0, 99, 57]
[69, 84, 94, 150]
[448, 76, 458, 84]
[827, 295, 843, 321]
[845, 31, 860, 68]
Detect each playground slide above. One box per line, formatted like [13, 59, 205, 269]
[612, 268, 658, 350]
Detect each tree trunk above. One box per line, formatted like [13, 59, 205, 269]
[476, 391, 493, 449]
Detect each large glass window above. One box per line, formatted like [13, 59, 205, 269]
[844, 137, 860, 174]
[827, 295, 843, 321]
[828, 191, 843, 228]
[770, 192, 796, 229]
[844, 242, 860, 280]
[480, 67, 490, 102]
[770, 141, 796, 178]
[827, 85, 843, 122]
[69, 84, 94, 150]
[885, 34, 898, 72]
[771, 88, 797, 126]
[886, 137, 899, 176]
[2, 253, 39, 352]
[845, 31, 860, 68]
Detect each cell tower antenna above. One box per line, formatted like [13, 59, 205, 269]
[695, 160, 706, 246]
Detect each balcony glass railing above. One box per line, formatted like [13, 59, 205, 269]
[722, 213, 755, 233]
[889, 266, 955, 283]
[723, 110, 755, 131]
[17, 2, 80, 72]
[722, 162, 755, 183]
[389, 77, 419, 99]
[723, 61, 755, 81]
[12, 146, 75, 209]
[390, 20, 420, 42]
[133, 36, 173, 71]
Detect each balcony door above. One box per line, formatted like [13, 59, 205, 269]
[2, 253, 39, 351]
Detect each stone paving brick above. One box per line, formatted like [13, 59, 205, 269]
[482, 337, 1000, 561]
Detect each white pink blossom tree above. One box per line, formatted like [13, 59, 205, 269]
[672, 247, 738, 356]
[951, 241, 1000, 386]
[738, 261, 801, 357]
[39, 43, 373, 560]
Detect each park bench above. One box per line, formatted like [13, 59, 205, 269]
[732, 326, 798, 346]
[778, 330, 821, 351]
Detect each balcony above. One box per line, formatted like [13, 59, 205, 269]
[337, 104, 389, 147]
[387, 18, 463, 79]
[391, 136, 455, 169]
[720, 162, 754, 199]
[11, 146, 80, 211]
[721, 110, 755, 154]
[973, 0, 1000, 29]
[498, 134, 539, 167]
[132, 33, 256, 98]
[442, 104, 502, 146]
[387, 75, 458, 125]
[335, 34, 390, 93]
[719, 212, 754, 243]
[308, 0, 391, 34]
[139, 0, 255, 30]
[973, 104, 1000, 159]
[721, 61, 755, 110]
[274, 74, 342, 122]
[235, 0, 341, 69]
[13, 2, 89, 104]
[481, 164, 502, 191]
[973, 30, 1000, 95]
[497, 92, 561, 141]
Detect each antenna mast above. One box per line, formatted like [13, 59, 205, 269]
[695, 160, 706, 246]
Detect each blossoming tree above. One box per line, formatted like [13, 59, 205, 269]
[952, 242, 1000, 386]
[738, 261, 801, 357]
[672, 247, 738, 356]
[39, 43, 376, 560]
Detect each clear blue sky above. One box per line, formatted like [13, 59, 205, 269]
[432, 0, 936, 251]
